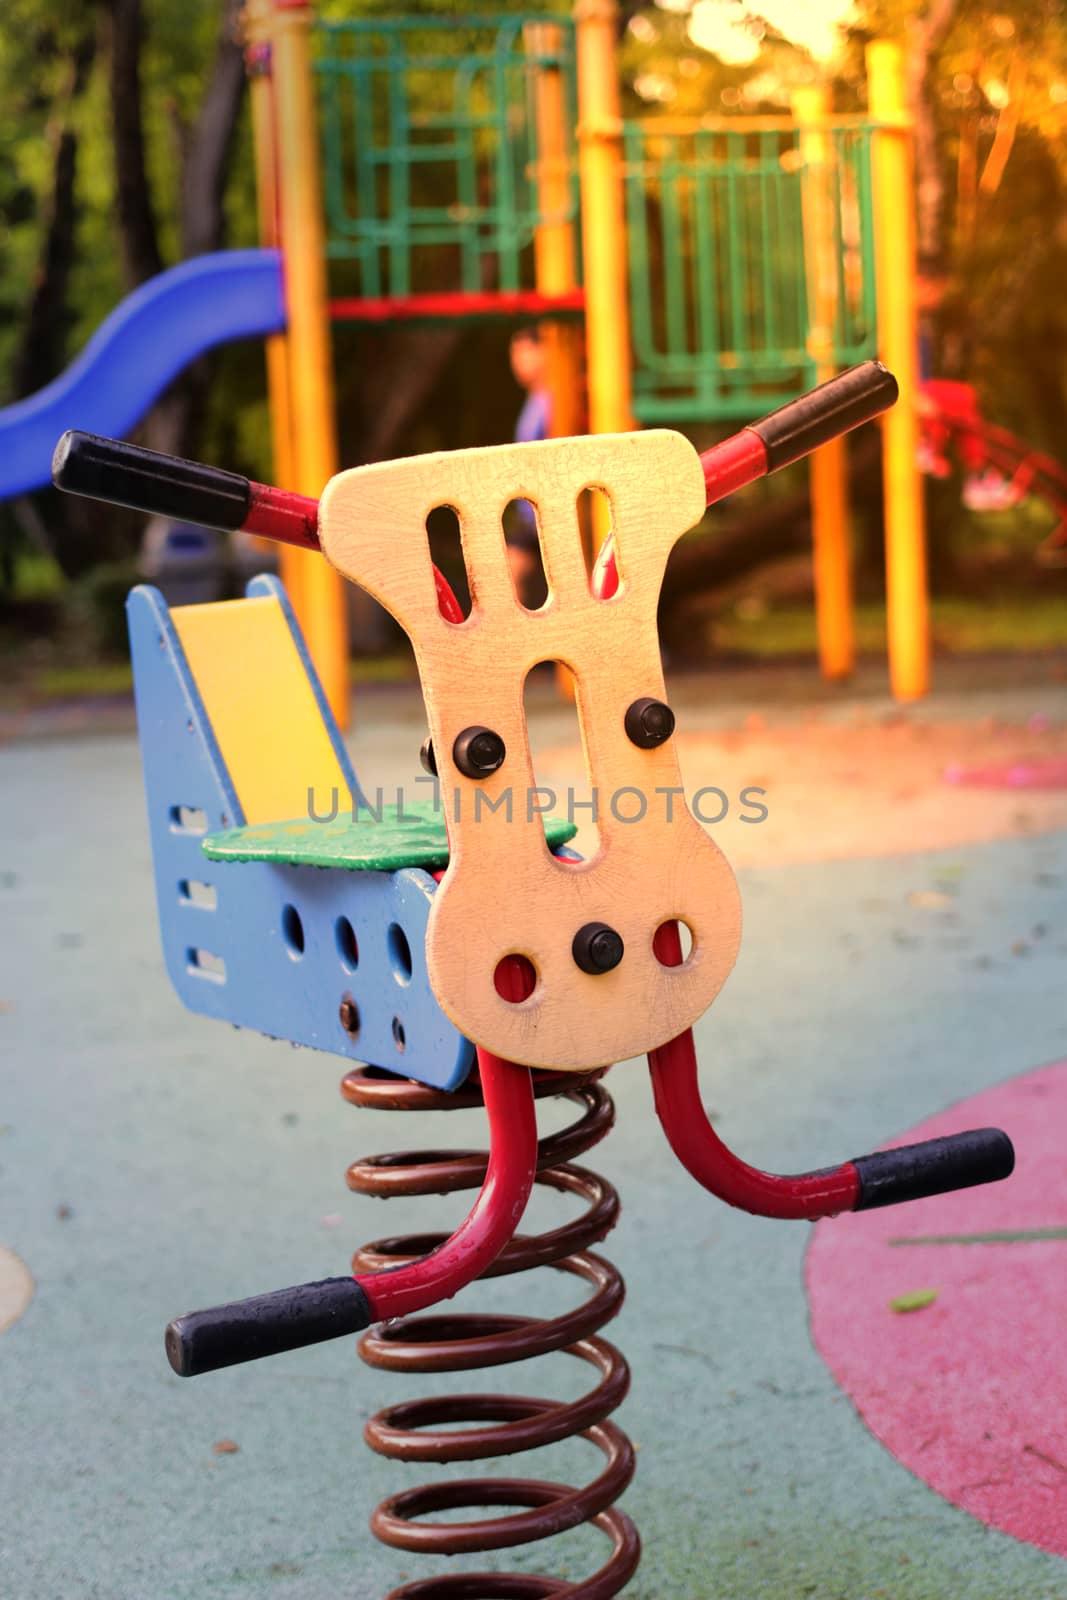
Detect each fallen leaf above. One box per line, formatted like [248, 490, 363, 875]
[889, 1288, 939, 1314]
[212, 1439, 239, 1455]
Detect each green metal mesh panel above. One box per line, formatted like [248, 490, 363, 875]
[314, 14, 580, 301]
[625, 119, 879, 423]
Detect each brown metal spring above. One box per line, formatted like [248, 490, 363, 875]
[341, 1063, 641, 1600]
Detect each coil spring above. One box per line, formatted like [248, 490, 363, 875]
[341, 1063, 641, 1600]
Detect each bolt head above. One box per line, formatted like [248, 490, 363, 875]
[625, 696, 675, 750]
[453, 725, 506, 779]
[572, 921, 625, 975]
[419, 736, 437, 777]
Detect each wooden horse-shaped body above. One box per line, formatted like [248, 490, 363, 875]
[319, 430, 741, 1069]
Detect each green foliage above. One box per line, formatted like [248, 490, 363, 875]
[711, 594, 1067, 659]
[0, 2, 260, 391]
[2, 0, 1066, 634]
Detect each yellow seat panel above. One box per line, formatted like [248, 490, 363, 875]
[173, 595, 352, 825]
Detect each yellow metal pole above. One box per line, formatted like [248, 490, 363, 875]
[794, 86, 854, 682]
[269, 0, 350, 727]
[243, 2, 297, 573]
[575, 0, 634, 552]
[867, 40, 929, 701]
[529, 23, 583, 699]
[528, 21, 583, 442]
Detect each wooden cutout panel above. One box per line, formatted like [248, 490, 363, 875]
[319, 432, 742, 1069]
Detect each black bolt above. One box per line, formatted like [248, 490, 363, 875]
[419, 735, 437, 777]
[624, 697, 675, 750]
[572, 922, 625, 975]
[453, 725, 506, 780]
[339, 999, 360, 1035]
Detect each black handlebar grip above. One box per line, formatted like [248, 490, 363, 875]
[52, 430, 252, 532]
[165, 1276, 374, 1377]
[748, 361, 899, 472]
[853, 1127, 1014, 1211]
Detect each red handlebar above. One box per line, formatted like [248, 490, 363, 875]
[52, 361, 899, 561]
[649, 923, 1014, 1220]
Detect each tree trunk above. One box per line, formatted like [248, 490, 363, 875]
[178, 2, 246, 260]
[12, 26, 97, 400]
[6, 23, 118, 582]
[905, 0, 959, 277]
[151, 0, 247, 462]
[13, 130, 78, 402]
[105, 0, 164, 289]
[105, 0, 248, 462]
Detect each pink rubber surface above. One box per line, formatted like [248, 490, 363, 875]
[807, 1060, 1067, 1557]
[945, 758, 1067, 789]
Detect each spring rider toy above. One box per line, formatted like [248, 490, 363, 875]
[54, 361, 1014, 1598]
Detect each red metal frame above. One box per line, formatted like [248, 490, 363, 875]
[587, 429, 770, 601]
[244, 480, 321, 550]
[585, 484, 859, 1222]
[358, 1045, 538, 1322]
[699, 429, 769, 506]
[646, 924, 861, 1220]
[351, 873, 539, 1320]
[241, 420, 772, 573]
[330, 290, 586, 325]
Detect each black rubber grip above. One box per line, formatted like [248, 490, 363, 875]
[853, 1128, 1015, 1211]
[52, 430, 251, 532]
[749, 361, 899, 472]
[165, 1276, 374, 1377]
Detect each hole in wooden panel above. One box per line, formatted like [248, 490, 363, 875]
[494, 954, 537, 1002]
[503, 498, 548, 611]
[653, 919, 694, 967]
[523, 661, 598, 853]
[187, 948, 226, 982]
[578, 487, 617, 597]
[179, 879, 217, 910]
[426, 505, 471, 621]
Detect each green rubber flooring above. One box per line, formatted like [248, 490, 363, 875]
[3, 684, 1067, 1599]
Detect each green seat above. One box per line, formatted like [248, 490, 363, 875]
[202, 801, 577, 873]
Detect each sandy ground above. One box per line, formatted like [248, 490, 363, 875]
[534, 711, 1067, 869]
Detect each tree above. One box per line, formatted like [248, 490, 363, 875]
[0, 0, 254, 585]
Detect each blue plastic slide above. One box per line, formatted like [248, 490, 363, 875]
[0, 249, 286, 501]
